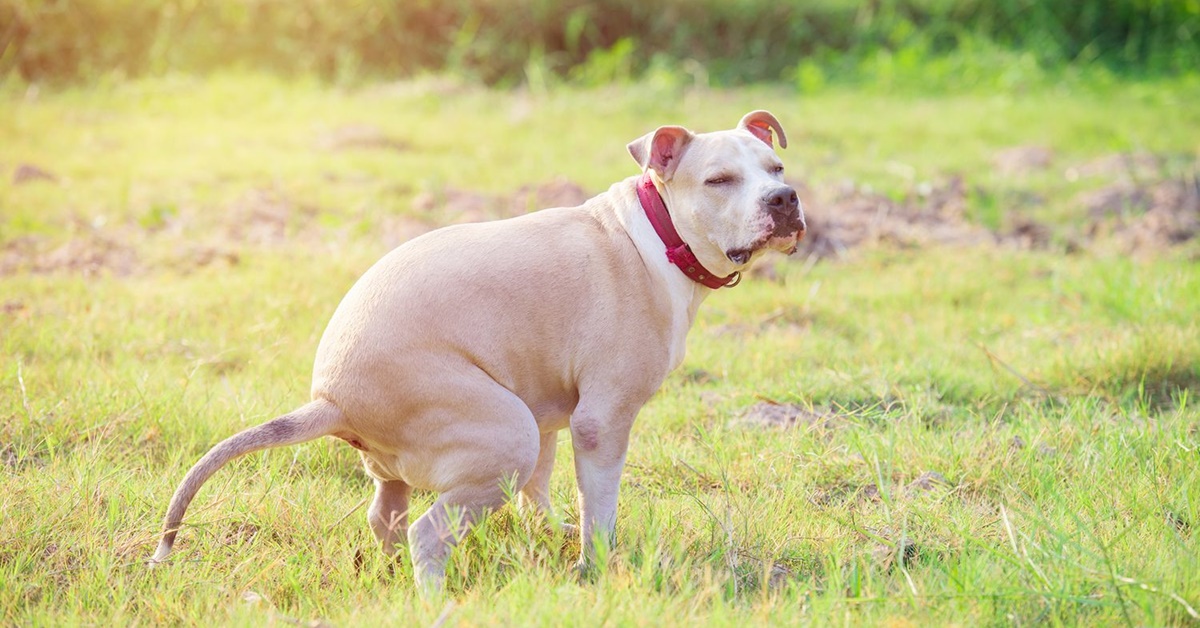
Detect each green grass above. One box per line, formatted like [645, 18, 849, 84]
[2, 74, 1199, 625]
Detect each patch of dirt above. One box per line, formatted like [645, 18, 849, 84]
[993, 145, 1054, 177]
[223, 521, 260, 546]
[732, 401, 840, 430]
[168, 245, 242, 272]
[810, 482, 857, 506]
[224, 187, 322, 246]
[786, 153, 1199, 262]
[514, 177, 591, 212]
[679, 368, 719, 385]
[871, 535, 919, 570]
[222, 165, 1185, 265]
[1078, 184, 1145, 217]
[794, 177, 993, 259]
[412, 187, 494, 222]
[0, 441, 46, 470]
[766, 562, 792, 590]
[1009, 435, 1058, 457]
[1066, 151, 1163, 182]
[1003, 215, 1056, 250]
[1, 445, 19, 469]
[314, 124, 410, 153]
[0, 233, 138, 277]
[12, 163, 57, 185]
[906, 470, 951, 493]
[1081, 173, 1200, 252]
[412, 177, 590, 223]
[1078, 177, 1196, 218]
[1129, 198, 1200, 248]
[7, 149, 1197, 280]
[859, 483, 882, 502]
[1166, 511, 1191, 536]
[0, 184, 334, 277]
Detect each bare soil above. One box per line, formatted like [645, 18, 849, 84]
[412, 177, 589, 223]
[0, 233, 138, 277]
[732, 400, 841, 430]
[2, 151, 1196, 277]
[793, 176, 994, 260]
[992, 145, 1055, 177]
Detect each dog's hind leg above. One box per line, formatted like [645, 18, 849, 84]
[518, 432, 557, 516]
[404, 384, 540, 595]
[368, 479, 413, 557]
[407, 486, 506, 595]
[518, 431, 576, 535]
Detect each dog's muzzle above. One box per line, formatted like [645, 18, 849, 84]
[725, 186, 808, 264]
[763, 186, 806, 237]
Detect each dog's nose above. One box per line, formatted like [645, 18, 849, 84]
[763, 186, 803, 231]
[764, 187, 799, 216]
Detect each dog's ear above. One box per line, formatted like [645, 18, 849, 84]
[627, 125, 694, 181]
[738, 110, 788, 150]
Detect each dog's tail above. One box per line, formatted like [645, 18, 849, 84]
[150, 398, 343, 565]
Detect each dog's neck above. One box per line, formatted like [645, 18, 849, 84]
[607, 176, 712, 369]
[636, 174, 740, 290]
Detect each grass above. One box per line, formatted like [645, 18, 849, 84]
[1, 73, 1199, 625]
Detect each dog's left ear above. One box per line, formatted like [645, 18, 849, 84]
[627, 125, 694, 182]
[738, 110, 788, 150]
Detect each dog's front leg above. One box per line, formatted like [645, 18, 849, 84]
[570, 408, 634, 572]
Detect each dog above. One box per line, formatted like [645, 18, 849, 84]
[151, 110, 805, 593]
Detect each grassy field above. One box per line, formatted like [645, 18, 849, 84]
[2, 73, 1199, 625]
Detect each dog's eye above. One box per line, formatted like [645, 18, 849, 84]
[772, 165, 785, 174]
[705, 176, 732, 186]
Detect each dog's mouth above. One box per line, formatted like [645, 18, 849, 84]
[725, 226, 806, 265]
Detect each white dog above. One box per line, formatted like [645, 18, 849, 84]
[152, 111, 805, 593]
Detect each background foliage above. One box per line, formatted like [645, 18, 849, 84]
[3, 0, 1199, 85]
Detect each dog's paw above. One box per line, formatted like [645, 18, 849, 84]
[571, 558, 602, 583]
[522, 512, 577, 539]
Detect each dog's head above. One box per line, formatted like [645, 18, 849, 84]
[628, 111, 805, 276]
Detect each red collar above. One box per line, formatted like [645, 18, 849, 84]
[636, 174, 740, 289]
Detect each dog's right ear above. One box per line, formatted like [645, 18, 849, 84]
[627, 125, 694, 182]
[738, 110, 788, 150]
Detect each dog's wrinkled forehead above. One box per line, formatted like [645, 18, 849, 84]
[626, 110, 787, 183]
[679, 132, 781, 179]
